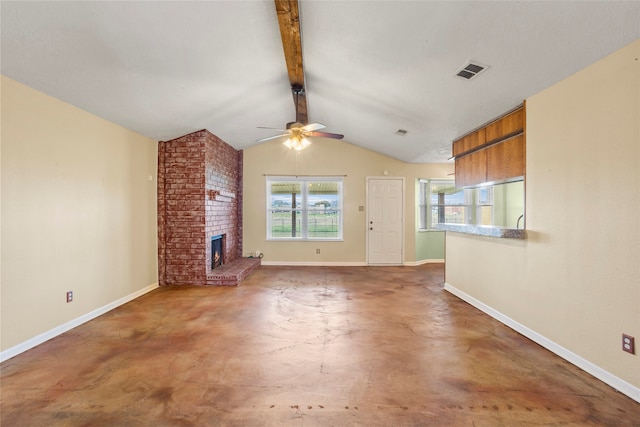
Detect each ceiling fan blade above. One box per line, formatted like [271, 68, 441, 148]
[256, 133, 289, 142]
[307, 131, 344, 140]
[302, 122, 326, 132]
[257, 126, 288, 131]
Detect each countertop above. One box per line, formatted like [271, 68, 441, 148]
[435, 223, 526, 239]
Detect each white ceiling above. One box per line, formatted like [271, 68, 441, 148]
[2, 1, 639, 163]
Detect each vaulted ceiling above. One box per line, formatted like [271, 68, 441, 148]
[2, 1, 638, 163]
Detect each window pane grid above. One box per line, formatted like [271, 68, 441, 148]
[430, 205, 470, 227]
[420, 179, 527, 230]
[476, 187, 494, 225]
[267, 177, 343, 240]
[269, 210, 302, 238]
[307, 210, 341, 238]
[429, 179, 469, 228]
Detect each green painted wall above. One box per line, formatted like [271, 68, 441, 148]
[415, 232, 445, 261]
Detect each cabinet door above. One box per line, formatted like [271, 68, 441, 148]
[455, 149, 487, 188]
[486, 134, 525, 182]
[453, 128, 486, 157]
[485, 108, 524, 143]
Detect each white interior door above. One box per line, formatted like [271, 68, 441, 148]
[367, 178, 404, 265]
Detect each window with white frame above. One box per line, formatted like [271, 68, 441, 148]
[419, 179, 524, 229]
[418, 179, 471, 229]
[475, 186, 494, 226]
[267, 176, 343, 240]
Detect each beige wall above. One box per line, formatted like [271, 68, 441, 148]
[445, 40, 640, 392]
[243, 139, 452, 264]
[1, 76, 158, 352]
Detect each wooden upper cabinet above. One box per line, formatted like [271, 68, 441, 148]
[485, 107, 525, 143]
[453, 103, 526, 188]
[451, 107, 523, 159]
[455, 149, 487, 188]
[485, 134, 525, 182]
[452, 128, 486, 157]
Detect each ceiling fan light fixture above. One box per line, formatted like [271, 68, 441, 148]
[283, 135, 311, 151]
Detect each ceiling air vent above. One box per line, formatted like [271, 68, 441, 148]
[456, 62, 488, 80]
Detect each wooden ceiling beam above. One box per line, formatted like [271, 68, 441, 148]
[275, 0, 308, 124]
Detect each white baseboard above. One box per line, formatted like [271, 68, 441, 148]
[444, 282, 640, 404]
[0, 283, 159, 363]
[405, 259, 445, 266]
[260, 261, 367, 266]
[260, 261, 444, 267]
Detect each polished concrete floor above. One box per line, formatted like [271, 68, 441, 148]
[2, 265, 639, 426]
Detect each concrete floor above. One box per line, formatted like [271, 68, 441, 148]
[2, 264, 639, 426]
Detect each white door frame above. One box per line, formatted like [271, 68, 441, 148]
[366, 176, 404, 265]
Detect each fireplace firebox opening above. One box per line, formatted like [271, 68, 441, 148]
[211, 234, 224, 269]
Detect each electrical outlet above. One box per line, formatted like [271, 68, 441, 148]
[316, 249, 320, 254]
[622, 334, 635, 354]
[66, 291, 73, 303]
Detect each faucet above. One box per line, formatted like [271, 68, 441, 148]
[516, 214, 524, 230]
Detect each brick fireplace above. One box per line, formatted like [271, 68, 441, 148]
[157, 129, 256, 286]
[211, 234, 225, 269]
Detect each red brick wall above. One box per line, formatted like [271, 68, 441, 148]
[157, 129, 242, 286]
[237, 150, 244, 259]
[204, 131, 241, 276]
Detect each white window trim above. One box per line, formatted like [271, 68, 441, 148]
[475, 186, 495, 226]
[266, 176, 344, 241]
[418, 179, 472, 230]
[418, 179, 429, 231]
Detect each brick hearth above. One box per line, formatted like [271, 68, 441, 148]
[207, 257, 261, 286]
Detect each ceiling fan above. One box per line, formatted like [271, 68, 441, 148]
[257, 1, 344, 151]
[257, 84, 344, 150]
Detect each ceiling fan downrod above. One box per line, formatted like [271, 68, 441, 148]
[287, 84, 305, 129]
